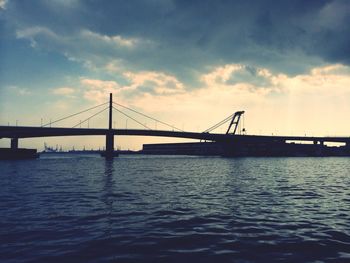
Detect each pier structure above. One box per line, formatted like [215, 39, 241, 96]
[11, 137, 18, 150]
[104, 93, 115, 159]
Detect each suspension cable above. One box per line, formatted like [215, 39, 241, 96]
[203, 113, 235, 133]
[112, 106, 151, 130]
[113, 102, 183, 131]
[71, 106, 109, 128]
[204, 116, 232, 133]
[42, 101, 108, 127]
[203, 114, 235, 133]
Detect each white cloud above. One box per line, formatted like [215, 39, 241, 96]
[123, 71, 185, 95]
[105, 60, 123, 73]
[51, 100, 70, 110]
[52, 87, 76, 95]
[81, 70, 185, 104]
[42, 0, 80, 9]
[16, 26, 60, 48]
[7, 86, 31, 95]
[201, 64, 278, 94]
[317, 1, 350, 30]
[81, 78, 120, 90]
[0, 0, 7, 10]
[80, 78, 121, 103]
[15, 26, 143, 52]
[14, 26, 150, 72]
[16, 27, 57, 39]
[201, 64, 244, 85]
[80, 30, 139, 48]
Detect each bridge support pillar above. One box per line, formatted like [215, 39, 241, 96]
[105, 132, 115, 159]
[11, 138, 18, 149]
[313, 140, 324, 146]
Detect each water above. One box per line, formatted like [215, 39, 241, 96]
[1, 154, 350, 262]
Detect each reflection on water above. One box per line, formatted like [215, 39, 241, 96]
[1, 155, 350, 262]
[103, 160, 114, 240]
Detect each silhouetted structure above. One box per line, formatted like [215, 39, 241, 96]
[141, 141, 350, 157]
[142, 142, 223, 155]
[101, 93, 117, 158]
[1, 94, 350, 159]
[0, 148, 39, 159]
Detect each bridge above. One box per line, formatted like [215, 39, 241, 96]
[1, 93, 350, 158]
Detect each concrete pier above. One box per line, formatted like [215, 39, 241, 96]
[11, 138, 18, 149]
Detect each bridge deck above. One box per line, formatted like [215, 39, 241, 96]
[1, 126, 349, 144]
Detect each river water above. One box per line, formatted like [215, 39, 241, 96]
[1, 154, 350, 262]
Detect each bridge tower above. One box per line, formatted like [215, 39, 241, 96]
[104, 93, 115, 158]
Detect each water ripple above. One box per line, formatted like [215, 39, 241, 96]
[1, 155, 350, 262]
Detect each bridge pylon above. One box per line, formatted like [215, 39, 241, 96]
[103, 93, 117, 158]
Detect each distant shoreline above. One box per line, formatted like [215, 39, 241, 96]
[40, 150, 142, 155]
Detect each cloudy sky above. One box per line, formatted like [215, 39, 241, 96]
[1, 0, 350, 150]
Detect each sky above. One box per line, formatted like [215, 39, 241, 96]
[1, 0, 350, 150]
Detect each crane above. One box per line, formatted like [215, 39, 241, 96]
[226, 111, 245, 135]
[203, 110, 245, 135]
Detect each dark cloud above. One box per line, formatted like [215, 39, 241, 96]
[2, 0, 350, 86]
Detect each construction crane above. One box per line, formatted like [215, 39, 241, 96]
[226, 111, 245, 135]
[203, 110, 245, 135]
